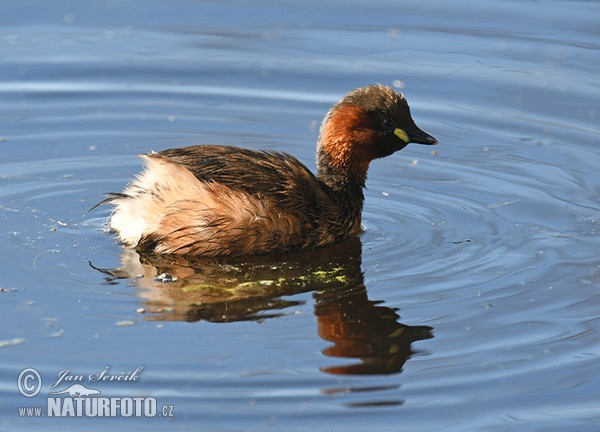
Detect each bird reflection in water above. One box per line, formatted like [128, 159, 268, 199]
[93, 236, 433, 404]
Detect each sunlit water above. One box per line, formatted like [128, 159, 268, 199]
[1, 1, 599, 431]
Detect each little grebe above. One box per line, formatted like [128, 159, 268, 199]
[105, 84, 437, 257]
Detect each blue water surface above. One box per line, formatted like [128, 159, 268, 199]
[1, 1, 599, 431]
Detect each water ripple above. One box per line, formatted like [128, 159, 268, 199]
[1, 4, 599, 428]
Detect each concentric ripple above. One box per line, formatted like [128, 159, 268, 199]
[1, 1, 599, 430]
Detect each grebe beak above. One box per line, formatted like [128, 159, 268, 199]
[395, 126, 438, 145]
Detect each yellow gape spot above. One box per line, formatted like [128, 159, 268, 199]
[394, 128, 409, 143]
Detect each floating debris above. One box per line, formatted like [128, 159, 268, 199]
[154, 273, 178, 283]
[0, 337, 26, 348]
[487, 199, 521, 209]
[452, 239, 472, 244]
[116, 320, 135, 327]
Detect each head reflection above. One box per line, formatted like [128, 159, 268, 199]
[315, 286, 432, 375]
[94, 236, 433, 378]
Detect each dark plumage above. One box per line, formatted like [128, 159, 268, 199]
[104, 84, 437, 257]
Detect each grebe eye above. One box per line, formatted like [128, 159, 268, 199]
[381, 117, 393, 129]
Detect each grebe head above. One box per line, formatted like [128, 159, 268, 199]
[317, 84, 437, 188]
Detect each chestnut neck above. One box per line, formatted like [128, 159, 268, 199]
[316, 103, 378, 195]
